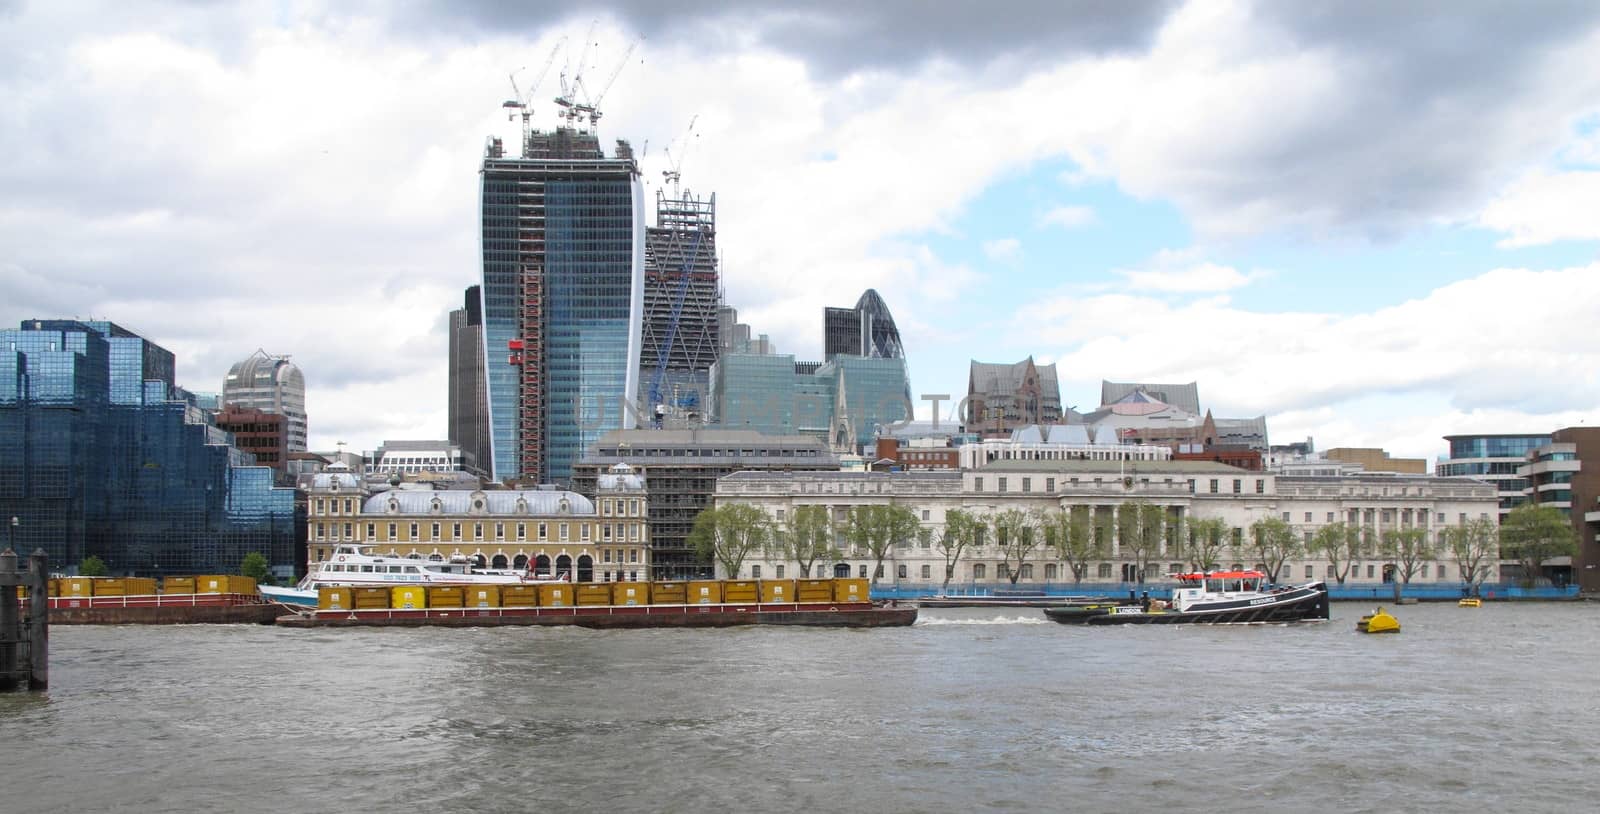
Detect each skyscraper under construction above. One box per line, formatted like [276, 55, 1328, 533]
[479, 127, 644, 484]
[639, 189, 720, 418]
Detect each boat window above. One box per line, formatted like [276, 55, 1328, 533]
[361, 565, 374, 573]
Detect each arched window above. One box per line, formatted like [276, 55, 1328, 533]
[1097, 562, 1112, 578]
[427, 553, 444, 562]
[472, 554, 487, 569]
[833, 562, 851, 578]
[1019, 563, 1033, 580]
[534, 554, 552, 576]
[1044, 563, 1057, 580]
[513, 554, 528, 570]
[576, 554, 594, 582]
[973, 563, 987, 580]
[491, 554, 509, 569]
[555, 554, 573, 579]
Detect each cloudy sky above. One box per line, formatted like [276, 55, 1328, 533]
[4, 0, 1600, 462]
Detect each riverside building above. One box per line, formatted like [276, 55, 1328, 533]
[304, 462, 649, 583]
[1436, 433, 1550, 519]
[1, 319, 300, 575]
[712, 461, 1498, 586]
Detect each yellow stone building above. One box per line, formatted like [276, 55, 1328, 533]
[302, 463, 650, 582]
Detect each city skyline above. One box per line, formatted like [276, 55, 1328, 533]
[4, 3, 1600, 462]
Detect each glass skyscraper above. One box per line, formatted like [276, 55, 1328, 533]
[480, 128, 643, 484]
[711, 352, 911, 453]
[0, 320, 301, 575]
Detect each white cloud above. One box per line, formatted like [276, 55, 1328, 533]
[1479, 170, 1600, 246]
[982, 237, 1021, 262]
[1116, 262, 1259, 293]
[1017, 265, 1600, 459]
[1039, 205, 1097, 229]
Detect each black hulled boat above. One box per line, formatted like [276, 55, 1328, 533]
[1043, 570, 1330, 625]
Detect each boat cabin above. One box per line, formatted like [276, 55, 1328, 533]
[1173, 570, 1267, 593]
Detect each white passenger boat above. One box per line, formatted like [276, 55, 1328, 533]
[259, 543, 569, 609]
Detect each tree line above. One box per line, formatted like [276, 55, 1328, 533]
[689, 500, 1576, 589]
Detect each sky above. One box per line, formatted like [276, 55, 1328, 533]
[4, 0, 1600, 463]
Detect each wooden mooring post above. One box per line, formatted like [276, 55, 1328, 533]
[0, 548, 49, 691]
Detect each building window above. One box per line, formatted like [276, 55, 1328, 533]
[581, 524, 590, 541]
[1232, 479, 1241, 494]
[452, 523, 462, 539]
[386, 523, 396, 540]
[1209, 479, 1218, 494]
[629, 499, 639, 516]
[1281, 512, 1291, 522]
[1327, 512, 1335, 523]
[921, 564, 931, 579]
[315, 498, 325, 514]
[1305, 565, 1314, 579]
[474, 523, 483, 540]
[1022, 477, 1031, 493]
[1304, 512, 1312, 523]
[431, 522, 440, 540]
[603, 499, 612, 515]
[998, 477, 1008, 493]
[897, 563, 908, 579]
[559, 523, 569, 541]
[538, 523, 547, 539]
[1046, 478, 1055, 493]
[603, 549, 612, 563]
[975, 477, 984, 492]
[775, 565, 784, 578]
[921, 509, 930, 521]
[1255, 480, 1265, 494]
[516, 523, 525, 540]
[366, 523, 375, 539]
[859, 565, 868, 579]
[343, 498, 353, 514]
[1097, 563, 1112, 579]
[973, 563, 987, 580]
[776, 508, 786, 521]
[408, 522, 418, 539]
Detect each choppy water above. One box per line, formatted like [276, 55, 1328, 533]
[3, 603, 1598, 813]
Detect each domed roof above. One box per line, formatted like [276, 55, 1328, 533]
[363, 489, 595, 516]
[598, 462, 646, 491]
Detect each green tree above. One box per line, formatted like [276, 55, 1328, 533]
[1499, 504, 1577, 587]
[991, 509, 1043, 585]
[1442, 517, 1499, 587]
[1134, 501, 1167, 582]
[1184, 517, 1229, 571]
[239, 551, 274, 585]
[1378, 528, 1434, 585]
[771, 505, 834, 579]
[1308, 522, 1363, 585]
[935, 508, 982, 592]
[689, 504, 772, 579]
[844, 504, 921, 584]
[1247, 517, 1302, 584]
[78, 555, 109, 577]
[1045, 506, 1103, 585]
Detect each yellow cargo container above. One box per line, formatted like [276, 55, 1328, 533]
[760, 579, 797, 603]
[687, 580, 723, 605]
[464, 585, 501, 608]
[650, 581, 687, 604]
[61, 577, 94, 597]
[390, 585, 428, 610]
[162, 576, 196, 595]
[427, 585, 466, 609]
[722, 580, 759, 603]
[833, 578, 869, 603]
[796, 578, 834, 602]
[575, 583, 613, 606]
[501, 584, 540, 607]
[45, 578, 59, 598]
[354, 586, 392, 609]
[611, 582, 649, 606]
[318, 586, 354, 610]
[538, 583, 572, 608]
[196, 575, 258, 594]
[91, 577, 158, 596]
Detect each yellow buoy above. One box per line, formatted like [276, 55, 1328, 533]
[1357, 606, 1400, 634]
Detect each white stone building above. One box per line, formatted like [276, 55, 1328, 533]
[711, 460, 1498, 586]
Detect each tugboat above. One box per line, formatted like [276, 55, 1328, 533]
[1042, 570, 1329, 625]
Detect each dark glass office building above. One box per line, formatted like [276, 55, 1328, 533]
[0, 320, 301, 576]
[480, 127, 644, 485]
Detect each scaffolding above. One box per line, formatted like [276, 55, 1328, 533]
[640, 190, 720, 411]
[516, 264, 545, 484]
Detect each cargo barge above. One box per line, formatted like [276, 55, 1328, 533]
[273, 577, 917, 629]
[37, 575, 278, 625]
[275, 601, 914, 629]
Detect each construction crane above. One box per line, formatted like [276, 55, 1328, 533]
[504, 39, 564, 147]
[648, 225, 709, 418]
[661, 115, 698, 197]
[578, 37, 639, 128]
[554, 21, 599, 127]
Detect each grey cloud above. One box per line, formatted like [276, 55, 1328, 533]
[404, 0, 1184, 77]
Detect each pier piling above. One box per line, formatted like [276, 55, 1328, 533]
[0, 547, 48, 691]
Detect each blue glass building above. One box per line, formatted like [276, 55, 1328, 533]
[0, 320, 301, 575]
[1437, 433, 1553, 519]
[480, 128, 643, 485]
[711, 352, 911, 453]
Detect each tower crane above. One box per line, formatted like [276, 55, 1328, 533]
[579, 37, 639, 128]
[554, 20, 599, 127]
[661, 115, 698, 198]
[503, 38, 564, 146]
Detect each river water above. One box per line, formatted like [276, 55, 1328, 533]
[3, 603, 1597, 813]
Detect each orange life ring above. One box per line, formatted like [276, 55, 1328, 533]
[337, 555, 346, 561]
